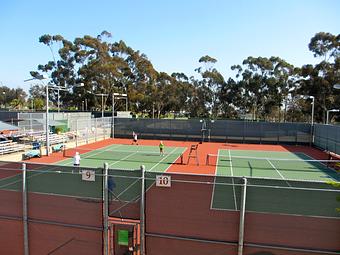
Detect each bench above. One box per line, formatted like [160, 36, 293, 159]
[52, 143, 65, 153]
[22, 150, 41, 160]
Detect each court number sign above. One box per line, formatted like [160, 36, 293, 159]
[156, 175, 171, 187]
[81, 170, 96, 182]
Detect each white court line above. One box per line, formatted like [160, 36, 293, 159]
[266, 159, 291, 187]
[108, 151, 139, 167]
[0, 165, 63, 189]
[60, 144, 124, 166]
[109, 146, 181, 203]
[162, 147, 186, 173]
[229, 149, 238, 210]
[209, 149, 219, 210]
[296, 152, 339, 181]
[0, 144, 123, 190]
[148, 147, 179, 172]
[124, 146, 186, 204]
[115, 178, 141, 199]
[0, 170, 23, 183]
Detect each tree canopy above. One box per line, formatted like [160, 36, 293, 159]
[21, 31, 340, 123]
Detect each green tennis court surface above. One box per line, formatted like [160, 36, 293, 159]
[211, 150, 340, 218]
[0, 145, 186, 202]
[59, 144, 186, 171]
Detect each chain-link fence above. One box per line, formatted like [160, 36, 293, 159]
[314, 124, 340, 155]
[0, 161, 103, 255]
[143, 172, 340, 255]
[7, 115, 112, 151]
[114, 118, 312, 145]
[0, 162, 339, 255]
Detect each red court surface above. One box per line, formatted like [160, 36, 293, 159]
[27, 138, 330, 175]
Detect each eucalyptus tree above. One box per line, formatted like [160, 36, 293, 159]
[231, 56, 295, 121]
[231, 57, 273, 120]
[296, 32, 340, 123]
[171, 72, 195, 115]
[195, 55, 224, 117]
[219, 78, 243, 118]
[187, 77, 211, 118]
[0, 86, 27, 110]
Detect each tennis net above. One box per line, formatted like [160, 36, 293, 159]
[63, 147, 184, 164]
[206, 154, 340, 175]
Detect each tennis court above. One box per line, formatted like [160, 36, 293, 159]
[60, 144, 186, 170]
[0, 144, 186, 200]
[210, 149, 340, 217]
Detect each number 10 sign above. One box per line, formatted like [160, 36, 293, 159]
[156, 175, 171, 187]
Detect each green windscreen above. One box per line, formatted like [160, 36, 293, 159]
[118, 230, 129, 246]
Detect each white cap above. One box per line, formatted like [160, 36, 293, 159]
[76, 152, 79, 155]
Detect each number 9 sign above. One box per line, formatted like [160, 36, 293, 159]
[81, 170, 96, 182]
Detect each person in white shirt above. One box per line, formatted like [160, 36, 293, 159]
[73, 152, 81, 166]
[132, 131, 138, 145]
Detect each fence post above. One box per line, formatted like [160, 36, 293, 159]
[140, 165, 146, 255]
[237, 177, 248, 255]
[75, 119, 78, 148]
[103, 163, 109, 255]
[103, 118, 106, 140]
[95, 118, 98, 142]
[22, 163, 29, 255]
[86, 120, 89, 144]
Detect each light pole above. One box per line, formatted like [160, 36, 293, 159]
[326, 109, 340, 125]
[310, 96, 315, 126]
[2, 91, 5, 108]
[302, 95, 315, 125]
[111, 93, 127, 138]
[25, 75, 50, 155]
[51, 83, 84, 112]
[25, 77, 84, 156]
[95, 93, 108, 118]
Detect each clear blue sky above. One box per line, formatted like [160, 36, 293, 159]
[0, 0, 339, 91]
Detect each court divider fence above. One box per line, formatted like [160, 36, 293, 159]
[13, 116, 340, 156]
[314, 124, 340, 155]
[114, 118, 313, 145]
[0, 161, 339, 255]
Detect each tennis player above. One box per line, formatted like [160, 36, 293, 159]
[159, 141, 164, 156]
[132, 131, 138, 145]
[73, 152, 81, 166]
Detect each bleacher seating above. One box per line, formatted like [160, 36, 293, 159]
[32, 134, 69, 145]
[0, 140, 25, 155]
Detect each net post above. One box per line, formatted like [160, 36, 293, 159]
[238, 177, 247, 255]
[62, 145, 66, 158]
[103, 163, 109, 255]
[140, 165, 146, 255]
[22, 163, 29, 255]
